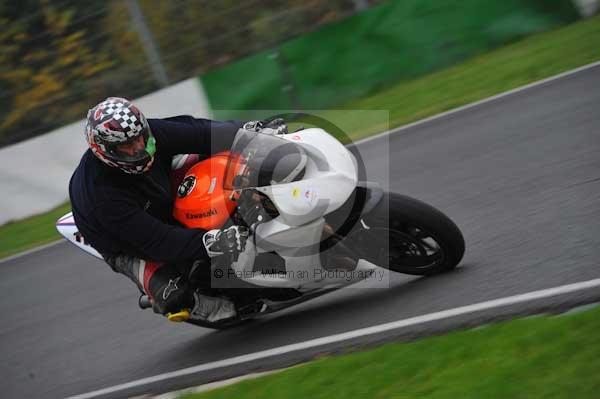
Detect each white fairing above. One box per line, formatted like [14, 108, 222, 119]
[256, 128, 358, 227]
[56, 212, 102, 260]
[230, 128, 376, 290]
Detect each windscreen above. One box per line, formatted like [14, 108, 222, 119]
[223, 129, 306, 190]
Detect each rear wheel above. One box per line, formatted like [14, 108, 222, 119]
[353, 192, 465, 275]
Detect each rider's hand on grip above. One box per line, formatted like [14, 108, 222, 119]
[219, 225, 249, 253]
[263, 118, 288, 135]
[243, 118, 287, 135]
[203, 226, 249, 261]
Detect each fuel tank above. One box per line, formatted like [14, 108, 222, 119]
[173, 151, 236, 230]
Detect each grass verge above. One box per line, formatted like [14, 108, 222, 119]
[0, 202, 71, 259]
[181, 305, 600, 399]
[2, 16, 600, 259]
[336, 14, 600, 141]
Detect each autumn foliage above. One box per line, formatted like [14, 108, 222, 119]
[0, 0, 368, 146]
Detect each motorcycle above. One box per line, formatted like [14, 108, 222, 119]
[56, 125, 465, 329]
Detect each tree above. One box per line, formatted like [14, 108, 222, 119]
[0, 0, 113, 144]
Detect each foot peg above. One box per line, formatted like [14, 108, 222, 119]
[167, 309, 190, 322]
[140, 294, 191, 322]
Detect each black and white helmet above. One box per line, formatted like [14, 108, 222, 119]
[85, 97, 156, 174]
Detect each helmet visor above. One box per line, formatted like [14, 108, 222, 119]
[112, 130, 156, 163]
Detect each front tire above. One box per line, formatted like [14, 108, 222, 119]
[354, 192, 465, 275]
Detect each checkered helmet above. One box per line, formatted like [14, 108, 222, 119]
[85, 97, 156, 174]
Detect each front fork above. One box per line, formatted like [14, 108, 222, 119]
[319, 182, 384, 269]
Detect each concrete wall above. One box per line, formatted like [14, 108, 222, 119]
[573, 0, 599, 16]
[0, 78, 212, 225]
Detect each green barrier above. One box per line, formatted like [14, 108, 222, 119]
[201, 0, 579, 119]
[202, 51, 292, 118]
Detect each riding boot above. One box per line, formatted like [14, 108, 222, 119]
[145, 263, 194, 315]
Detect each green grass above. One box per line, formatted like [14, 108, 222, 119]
[0, 202, 71, 259]
[181, 306, 600, 399]
[2, 16, 600, 259]
[338, 14, 600, 141]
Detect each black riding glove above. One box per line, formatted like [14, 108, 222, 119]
[203, 226, 250, 262]
[243, 118, 288, 135]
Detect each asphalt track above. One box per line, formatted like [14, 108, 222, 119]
[2, 65, 600, 399]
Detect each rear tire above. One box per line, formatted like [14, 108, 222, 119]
[354, 192, 465, 275]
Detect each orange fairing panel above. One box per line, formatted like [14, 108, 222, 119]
[173, 151, 237, 230]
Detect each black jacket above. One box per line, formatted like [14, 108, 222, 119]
[69, 116, 243, 262]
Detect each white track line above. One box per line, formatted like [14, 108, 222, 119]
[353, 59, 600, 146]
[4, 60, 600, 265]
[67, 277, 600, 399]
[0, 240, 64, 265]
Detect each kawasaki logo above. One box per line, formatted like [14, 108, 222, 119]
[185, 208, 218, 219]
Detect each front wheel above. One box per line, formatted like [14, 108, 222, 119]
[352, 192, 465, 276]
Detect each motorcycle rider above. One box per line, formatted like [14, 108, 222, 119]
[69, 97, 285, 323]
